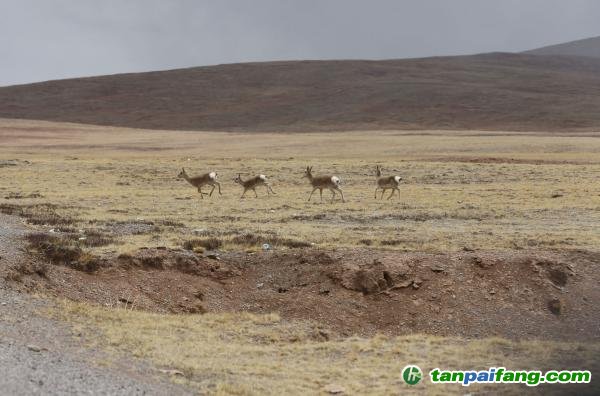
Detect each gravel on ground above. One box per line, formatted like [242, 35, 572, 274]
[0, 214, 192, 395]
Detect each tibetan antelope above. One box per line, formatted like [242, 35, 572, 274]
[178, 168, 222, 199]
[374, 165, 402, 199]
[234, 173, 276, 198]
[304, 166, 345, 203]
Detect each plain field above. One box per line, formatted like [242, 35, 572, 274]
[2, 119, 600, 394]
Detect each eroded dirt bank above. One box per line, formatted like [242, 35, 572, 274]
[4, 225, 598, 341]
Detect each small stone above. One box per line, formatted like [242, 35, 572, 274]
[27, 345, 42, 352]
[256, 283, 264, 289]
[390, 280, 413, 290]
[412, 278, 423, 289]
[323, 384, 345, 394]
[548, 298, 562, 315]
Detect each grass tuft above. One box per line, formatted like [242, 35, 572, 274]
[25, 233, 101, 273]
[0, 203, 78, 226]
[231, 233, 311, 249]
[183, 238, 223, 251]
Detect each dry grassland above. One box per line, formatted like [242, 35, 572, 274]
[1, 119, 599, 253]
[2, 119, 600, 394]
[56, 300, 600, 395]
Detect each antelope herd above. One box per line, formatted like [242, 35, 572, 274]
[178, 166, 403, 201]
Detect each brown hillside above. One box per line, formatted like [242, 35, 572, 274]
[1, 52, 600, 132]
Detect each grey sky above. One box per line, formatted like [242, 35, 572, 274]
[1, 0, 599, 87]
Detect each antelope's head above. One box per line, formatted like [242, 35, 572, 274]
[177, 168, 187, 179]
[234, 173, 243, 185]
[303, 166, 313, 180]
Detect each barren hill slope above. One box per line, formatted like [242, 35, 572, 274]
[1, 52, 600, 132]
[525, 35, 600, 59]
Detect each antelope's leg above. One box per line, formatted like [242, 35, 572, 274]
[209, 184, 216, 197]
[330, 188, 336, 203]
[374, 187, 379, 199]
[241, 189, 247, 198]
[396, 187, 401, 199]
[198, 186, 204, 199]
[215, 181, 222, 195]
[337, 187, 345, 203]
[254, 188, 258, 198]
[387, 189, 395, 200]
[308, 188, 317, 201]
[380, 188, 386, 199]
[269, 185, 276, 195]
[319, 188, 324, 202]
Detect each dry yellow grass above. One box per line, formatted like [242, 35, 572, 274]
[4, 119, 599, 394]
[55, 300, 599, 395]
[1, 118, 599, 253]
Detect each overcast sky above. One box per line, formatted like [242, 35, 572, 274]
[1, 0, 599, 87]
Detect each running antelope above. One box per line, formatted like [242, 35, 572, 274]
[234, 174, 276, 198]
[178, 168, 222, 199]
[304, 166, 345, 202]
[374, 165, 402, 199]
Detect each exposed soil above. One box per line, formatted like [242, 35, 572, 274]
[7, 230, 599, 341]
